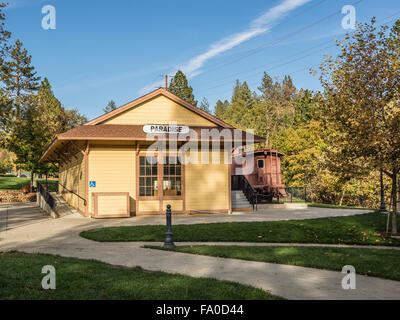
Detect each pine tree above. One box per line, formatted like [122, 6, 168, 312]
[281, 75, 296, 102]
[103, 100, 117, 113]
[231, 80, 253, 110]
[7, 78, 87, 186]
[214, 99, 229, 119]
[2, 40, 40, 101]
[0, 40, 40, 177]
[258, 72, 276, 101]
[198, 97, 210, 114]
[168, 70, 197, 106]
[0, 2, 11, 62]
[223, 80, 255, 129]
[37, 78, 65, 140]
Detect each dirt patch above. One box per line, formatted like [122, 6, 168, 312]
[0, 190, 36, 203]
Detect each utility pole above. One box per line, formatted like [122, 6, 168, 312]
[160, 74, 169, 90]
[161, 74, 173, 90]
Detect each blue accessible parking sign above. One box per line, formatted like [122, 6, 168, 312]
[89, 181, 96, 188]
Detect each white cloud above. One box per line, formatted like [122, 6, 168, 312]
[140, 0, 312, 94]
[180, 27, 268, 76]
[251, 0, 311, 28]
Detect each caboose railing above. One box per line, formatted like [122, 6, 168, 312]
[236, 175, 259, 210]
[234, 175, 287, 210]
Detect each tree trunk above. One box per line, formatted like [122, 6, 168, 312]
[397, 176, 400, 214]
[30, 172, 34, 189]
[391, 171, 398, 235]
[339, 186, 346, 206]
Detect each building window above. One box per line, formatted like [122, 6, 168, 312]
[163, 156, 181, 196]
[257, 159, 265, 169]
[139, 156, 158, 196]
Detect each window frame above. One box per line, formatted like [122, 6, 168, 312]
[137, 152, 184, 201]
[257, 159, 265, 169]
[138, 155, 159, 198]
[162, 155, 182, 197]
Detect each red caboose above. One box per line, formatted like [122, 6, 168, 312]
[231, 148, 286, 202]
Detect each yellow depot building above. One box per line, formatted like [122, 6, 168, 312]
[40, 88, 264, 218]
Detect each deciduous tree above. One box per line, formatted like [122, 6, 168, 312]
[319, 19, 400, 234]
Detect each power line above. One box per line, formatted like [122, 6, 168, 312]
[193, 0, 330, 73]
[197, 11, 400, 97]
[200, 42, 334, 90]
[196, 0, 366, 76]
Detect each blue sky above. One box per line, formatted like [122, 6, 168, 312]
[5, 0, 400, 120]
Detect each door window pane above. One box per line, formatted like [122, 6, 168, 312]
[163, 156, 182, 196]
[139, 156, 158, 196]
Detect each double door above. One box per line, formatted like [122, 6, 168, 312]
[137, 153, 183, 213]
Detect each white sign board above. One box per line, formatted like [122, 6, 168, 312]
[143, 125, 190, 134]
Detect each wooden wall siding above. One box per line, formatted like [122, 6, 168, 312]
[58, 153, 85, 212]
[96, 194, 129, 216]
[103, 95, 217, 127]
[185, 150, 229, 211]
[89, 140, 136, 146]
[88, 147, 136, 214]
[138, 200, 159, 212]
[162, 200, 183, 212]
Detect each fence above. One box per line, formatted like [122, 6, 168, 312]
[283, 187, 308, 203]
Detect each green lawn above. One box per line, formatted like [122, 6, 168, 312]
[0, 176, 58, 192]
[80, 211, 400, 246]
[0, 252, 279, 300]
[146, 245, 400, 281]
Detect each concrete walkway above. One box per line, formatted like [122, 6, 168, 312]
[1, 205, 399, 300]
[0, 203, 50, 231]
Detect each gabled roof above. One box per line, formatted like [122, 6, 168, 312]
[40, 125, 265, 162]
[85, 88, 234, 128]
[40, 88, 267, 163]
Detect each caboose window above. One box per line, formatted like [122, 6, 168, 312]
[257, 159, 265, 168]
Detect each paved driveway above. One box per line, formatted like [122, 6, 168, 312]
[0, 203, 50, 232]
[2, 204, 399, 300]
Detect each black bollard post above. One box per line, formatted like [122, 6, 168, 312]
[164, 204, 175, 248]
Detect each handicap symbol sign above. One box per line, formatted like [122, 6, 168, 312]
[89, 181, 96, 188]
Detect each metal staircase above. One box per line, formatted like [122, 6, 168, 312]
[231, 190, 253, 211]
